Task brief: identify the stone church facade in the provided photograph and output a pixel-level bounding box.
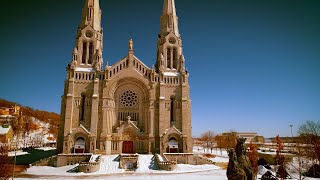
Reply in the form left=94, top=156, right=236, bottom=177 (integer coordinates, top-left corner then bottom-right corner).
left=57, top=0, right=192, bottom=155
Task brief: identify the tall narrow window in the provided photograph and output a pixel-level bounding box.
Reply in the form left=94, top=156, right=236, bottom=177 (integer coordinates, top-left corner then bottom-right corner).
left=173, top=48, right=177, bottom=69
left=82, top=42, right=87, bottom=64
left=88, top=8, right=92, bottom=21
left=80, top=95, right=85, bottom=121
left=88, top=43, right=94, bottom=64
left=167, top=48, right=171, bottom=68
left=170, top=98, right=174, bottom=122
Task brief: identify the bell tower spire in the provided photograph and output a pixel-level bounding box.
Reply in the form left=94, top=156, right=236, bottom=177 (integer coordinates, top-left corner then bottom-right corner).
left=80, top=0, right=102, bottom=31
left=156, top=0, right=185, bottom=73
left=160, top=0, right=180, bottom=37
left=70, top=0, right=103, bottom=70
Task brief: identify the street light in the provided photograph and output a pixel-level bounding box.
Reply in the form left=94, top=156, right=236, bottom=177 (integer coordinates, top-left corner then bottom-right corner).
left=290, top=125, right=293, bottom=141
left=290, top=124, right=293, bottom=152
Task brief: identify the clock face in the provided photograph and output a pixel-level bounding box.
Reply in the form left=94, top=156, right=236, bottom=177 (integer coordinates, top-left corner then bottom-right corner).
left=85, top=31, right=93, bottom=38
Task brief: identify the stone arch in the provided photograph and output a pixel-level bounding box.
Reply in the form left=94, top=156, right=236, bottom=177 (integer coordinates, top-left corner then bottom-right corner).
left=166, top=133, right=182, bottom=153
left=106, top=77, right=149, bottom=99
left=106, top=78, right=150, bottom=132
left=73, top=132, right=90, bottom=153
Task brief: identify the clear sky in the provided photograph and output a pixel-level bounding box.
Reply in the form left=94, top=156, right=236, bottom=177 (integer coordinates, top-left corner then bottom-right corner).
left=0, top=0, right=319, bottom=138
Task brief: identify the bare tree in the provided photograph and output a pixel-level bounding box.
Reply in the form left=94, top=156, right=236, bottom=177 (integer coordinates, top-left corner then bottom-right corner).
left=200, top=131, right=215, bottom=153
left=289, top=137, right=309, bottom=180
left=298, top=121, right=320, bottom=136
left=298, top=120, right=320, bottom=163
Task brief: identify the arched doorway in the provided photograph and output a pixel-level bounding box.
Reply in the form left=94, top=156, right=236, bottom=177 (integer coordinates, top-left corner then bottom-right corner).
left=74, top=137, right=86, bottom=153
left=122, top=141, right=134, bottom=154
left=167, top=137, right=179, bottom=153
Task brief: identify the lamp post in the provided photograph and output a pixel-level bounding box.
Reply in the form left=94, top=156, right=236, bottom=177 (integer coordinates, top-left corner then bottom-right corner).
left=290, top=125, right=293, bottom=141
left=290, top=124, right=293, bottom=152
left=12, top=137, right=17, bottom=180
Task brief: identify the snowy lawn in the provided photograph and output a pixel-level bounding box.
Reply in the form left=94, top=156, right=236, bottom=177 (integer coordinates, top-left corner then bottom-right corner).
left=18, top=154, right=225, bottom=179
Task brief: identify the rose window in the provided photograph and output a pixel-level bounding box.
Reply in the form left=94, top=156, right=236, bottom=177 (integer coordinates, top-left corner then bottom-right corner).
left=120, top=90, right=138, bottom=108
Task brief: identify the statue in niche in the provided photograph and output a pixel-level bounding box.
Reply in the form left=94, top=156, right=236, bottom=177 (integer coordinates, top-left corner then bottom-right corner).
left=126, top=116, right=131, bottom=123
left=72, top=59, right=77, bottom=67
left=227, top=138, right=255, bottom=180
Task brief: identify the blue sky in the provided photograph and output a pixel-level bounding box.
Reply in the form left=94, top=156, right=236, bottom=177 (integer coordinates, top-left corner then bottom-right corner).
left=0, top=0, right=319, bottom=138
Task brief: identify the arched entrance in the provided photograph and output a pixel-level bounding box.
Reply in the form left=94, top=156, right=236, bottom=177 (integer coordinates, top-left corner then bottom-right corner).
left=167, top=137, right=179, bottom=153
left=122, top=141, right=134, bottom=154
left=74, top=137, right=86, bottom=153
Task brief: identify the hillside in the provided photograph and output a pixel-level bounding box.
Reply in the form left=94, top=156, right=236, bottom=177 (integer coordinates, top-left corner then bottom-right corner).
left=0, top=98, right=60, bottom=147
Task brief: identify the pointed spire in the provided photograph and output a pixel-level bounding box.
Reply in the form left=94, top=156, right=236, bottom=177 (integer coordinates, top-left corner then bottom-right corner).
left=73, top=47, right=78, bottom=54
left=160, top=0, right=180, bottom=37
left=80, top=0, right=102, bottom=31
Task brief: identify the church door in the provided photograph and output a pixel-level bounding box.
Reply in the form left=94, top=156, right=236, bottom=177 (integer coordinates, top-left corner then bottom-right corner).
left=122, top=141, right=134, bottom=154
left=74, top=137, right=86, bottom=153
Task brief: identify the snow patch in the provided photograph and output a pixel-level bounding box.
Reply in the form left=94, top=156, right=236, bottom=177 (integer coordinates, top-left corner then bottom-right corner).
left=8, top=151, right=29, bottom=157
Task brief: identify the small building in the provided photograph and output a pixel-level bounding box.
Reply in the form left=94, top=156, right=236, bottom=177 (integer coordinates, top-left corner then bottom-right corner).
left=221, top=132, right=265, bottom=144
left=0, top=115, right=16, bottom=126
left=0, top=105, right=21, bottom=116
left=0, top=124, right=13, bottom=143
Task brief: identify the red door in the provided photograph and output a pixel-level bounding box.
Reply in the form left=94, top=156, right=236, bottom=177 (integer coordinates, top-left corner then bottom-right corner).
left=122, top=141, right=134, bottom=154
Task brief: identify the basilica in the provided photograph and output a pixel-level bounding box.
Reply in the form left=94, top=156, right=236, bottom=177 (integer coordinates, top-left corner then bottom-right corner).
left=57, top=0, right=192, bottom=155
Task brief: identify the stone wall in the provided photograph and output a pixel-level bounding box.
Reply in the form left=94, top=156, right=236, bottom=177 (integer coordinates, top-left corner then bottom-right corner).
left=78, top=155, right=101, bottom=173
left=31, top=155, right=57, bottom=167
left=163, top=153, right=216, bottom=165
left=56, top=154, right=92, bottom=167
left=119, top=154, right=139, bottom=169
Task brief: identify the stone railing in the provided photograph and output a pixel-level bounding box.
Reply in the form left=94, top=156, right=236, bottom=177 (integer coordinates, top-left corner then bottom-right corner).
left=78, top=155, right=101, bottom=173
left=195, top=154, right=216, bottom=165
left=162, top=153, right=216, bottom=166
left=155, top=154, right=177, bottom=171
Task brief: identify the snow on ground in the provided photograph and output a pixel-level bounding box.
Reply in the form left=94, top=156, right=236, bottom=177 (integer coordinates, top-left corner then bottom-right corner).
left=35, top=147, right=56, bottom=151
left=17, top=170, right=228, bottom=180
left=18, top=146, right=318, bottom=179
left=193, top=146, right=229, bottom=163
left=8, top=150, right=29, bottom=157
left=19, top=154, right=224, bottom=179
left=98, top=155, right=125, bottom=174
left=135, top=155, right=157, bottom=172
left=89, top=154, right=100, bottom=162
left=209, top=156, right=229, bottom=163
left=193, top=146, right=228, bottom=158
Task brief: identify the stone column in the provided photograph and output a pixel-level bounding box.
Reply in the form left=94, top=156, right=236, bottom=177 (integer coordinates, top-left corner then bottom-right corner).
left=63, top=79, right=75, bottom=137
left=90, top=78, right=99, bottom=137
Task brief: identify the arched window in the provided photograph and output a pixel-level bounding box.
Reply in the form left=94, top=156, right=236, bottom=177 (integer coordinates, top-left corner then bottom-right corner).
left=89, top=7, right=93, bottom=21
left=88, top=43, right=94, bottom=64
left=173, top=48, right=177, bottom=69
left=80, top=95, right=85, bottom=121
left=167, top=48, right=171, bottom=68
left=82, top=42, right=87, bottom=64
left=170, top=97, right=175, bottom=122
